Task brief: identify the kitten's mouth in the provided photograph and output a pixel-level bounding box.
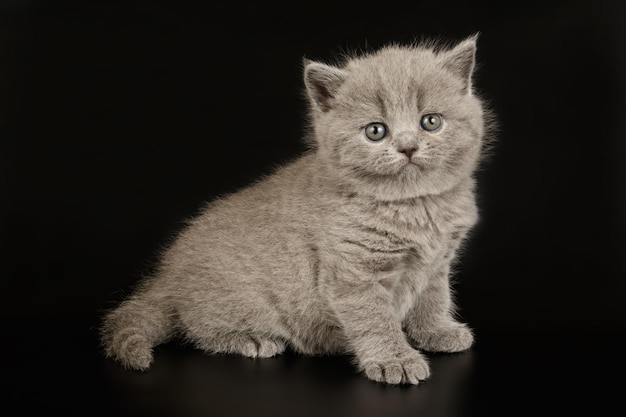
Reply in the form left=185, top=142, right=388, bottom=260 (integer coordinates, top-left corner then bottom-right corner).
left=409, top=155, right=437, bottom=170
left=403, top=158, right=421, bottom=169
left=396, top=160, right=420, bottom=176
left=398, top=157, right=437, bottom=175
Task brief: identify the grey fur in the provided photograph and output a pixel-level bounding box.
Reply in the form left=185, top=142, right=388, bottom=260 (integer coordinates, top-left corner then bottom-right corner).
left=101, top=36, right=491, bottom=385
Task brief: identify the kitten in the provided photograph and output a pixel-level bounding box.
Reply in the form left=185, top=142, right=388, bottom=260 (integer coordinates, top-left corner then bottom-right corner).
left=101, top=36, right=491, bottom=385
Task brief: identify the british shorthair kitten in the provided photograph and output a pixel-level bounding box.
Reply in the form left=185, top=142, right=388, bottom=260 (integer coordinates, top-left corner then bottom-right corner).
left=101, top=36, right=491, bottom=385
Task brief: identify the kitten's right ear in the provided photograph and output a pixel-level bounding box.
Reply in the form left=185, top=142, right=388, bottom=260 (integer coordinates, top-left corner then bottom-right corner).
left=303, top=60, right=348, bottom=113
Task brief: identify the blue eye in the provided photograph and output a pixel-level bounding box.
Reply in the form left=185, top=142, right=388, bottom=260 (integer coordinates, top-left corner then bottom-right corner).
left=420, top=114, right=443, bottom=132
left=364, top=122, right=387, bottom=141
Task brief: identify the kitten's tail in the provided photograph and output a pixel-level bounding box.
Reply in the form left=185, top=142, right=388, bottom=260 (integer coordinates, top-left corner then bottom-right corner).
left=100, top=284, right=175, bottom=371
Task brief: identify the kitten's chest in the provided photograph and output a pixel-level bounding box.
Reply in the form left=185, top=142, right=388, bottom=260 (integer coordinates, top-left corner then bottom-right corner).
left=325, top=187, right=477, bottom=287
left=360, top=194, right=475, bottom=319
left=356, top=193, right=474, bottom=256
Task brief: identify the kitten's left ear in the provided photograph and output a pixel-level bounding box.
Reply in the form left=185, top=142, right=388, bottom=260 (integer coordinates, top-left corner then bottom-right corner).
left=439, top=35, right=478, bottom=94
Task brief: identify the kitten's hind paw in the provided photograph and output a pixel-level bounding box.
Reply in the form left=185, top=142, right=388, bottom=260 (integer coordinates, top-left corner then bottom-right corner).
left=411, top=323, right=474, bottom=353
left=362, top=351, right=430, bottom=385
left=240, top=337, right=286, bottom=358
left=197, top=333, right=286, bottom=358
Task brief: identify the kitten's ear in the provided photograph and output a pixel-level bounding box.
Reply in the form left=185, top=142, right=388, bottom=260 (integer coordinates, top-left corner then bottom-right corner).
left=304, top=60, right=348, bottom=113
left=439, top=35, right=478, bottom=94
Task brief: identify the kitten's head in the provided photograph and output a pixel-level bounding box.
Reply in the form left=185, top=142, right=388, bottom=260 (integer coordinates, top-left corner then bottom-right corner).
left=304, top=36, right=489, bottom=200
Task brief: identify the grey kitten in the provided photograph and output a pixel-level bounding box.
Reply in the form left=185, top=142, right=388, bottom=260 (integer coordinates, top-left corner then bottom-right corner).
left=101, top=36, right=490, bottom=385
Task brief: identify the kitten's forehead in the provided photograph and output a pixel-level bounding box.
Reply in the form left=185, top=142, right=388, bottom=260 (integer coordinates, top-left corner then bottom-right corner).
left=342, top=46, right=460, bottom=106
left=347, top=46, right=436, bottom=76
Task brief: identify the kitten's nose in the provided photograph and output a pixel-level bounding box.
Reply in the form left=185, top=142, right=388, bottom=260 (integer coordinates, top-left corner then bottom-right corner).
left=395, top=131, right=419, bottom=159
left=400, top=147, right=417, bottom=159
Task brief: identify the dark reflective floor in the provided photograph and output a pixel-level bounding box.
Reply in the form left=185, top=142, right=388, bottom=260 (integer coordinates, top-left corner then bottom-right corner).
left=4, top=310, right=623, bottom=417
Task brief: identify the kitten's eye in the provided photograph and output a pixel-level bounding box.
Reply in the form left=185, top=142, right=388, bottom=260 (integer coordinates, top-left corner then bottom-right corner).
left=420, top=114, right=443, bottom=132
left=364, top=122, right=387, bottom=141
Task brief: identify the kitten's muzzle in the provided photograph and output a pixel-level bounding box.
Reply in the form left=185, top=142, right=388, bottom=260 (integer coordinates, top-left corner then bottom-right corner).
left=393, top=131, right=420, bottom=160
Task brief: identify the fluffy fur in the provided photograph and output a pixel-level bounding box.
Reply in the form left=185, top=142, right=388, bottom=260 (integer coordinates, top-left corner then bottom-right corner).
left=101, top=36, right=491, bottom=385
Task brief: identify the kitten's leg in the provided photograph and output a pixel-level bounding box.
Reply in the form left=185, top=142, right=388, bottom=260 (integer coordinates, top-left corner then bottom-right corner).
left=329, top=276, right=430, bottom=385
left=191, top=331, right=286, bottom=358
left=404, top=265, right=474, bottom=353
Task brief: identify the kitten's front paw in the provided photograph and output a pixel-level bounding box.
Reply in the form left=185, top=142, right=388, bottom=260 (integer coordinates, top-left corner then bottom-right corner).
left=411, top=323, right=474, bottom=353
left=362, top=351, right=430, bottom=385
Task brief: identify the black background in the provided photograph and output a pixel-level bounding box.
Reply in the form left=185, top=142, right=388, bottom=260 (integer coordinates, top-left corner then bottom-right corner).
left=2, top=1, right=625, bottom=416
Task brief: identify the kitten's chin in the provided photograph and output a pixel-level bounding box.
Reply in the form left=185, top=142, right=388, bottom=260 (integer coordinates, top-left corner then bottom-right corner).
left=395, top=159, right=435, bottom=180
left=346, top=164, right=465, bottom=201
left=408, top=156, right=439, bottom=171
left=401, top=161, right=422, bottom=172
left=342, top=165, right=423, bottom=200
left=329, top=158, right=462, bottom=200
